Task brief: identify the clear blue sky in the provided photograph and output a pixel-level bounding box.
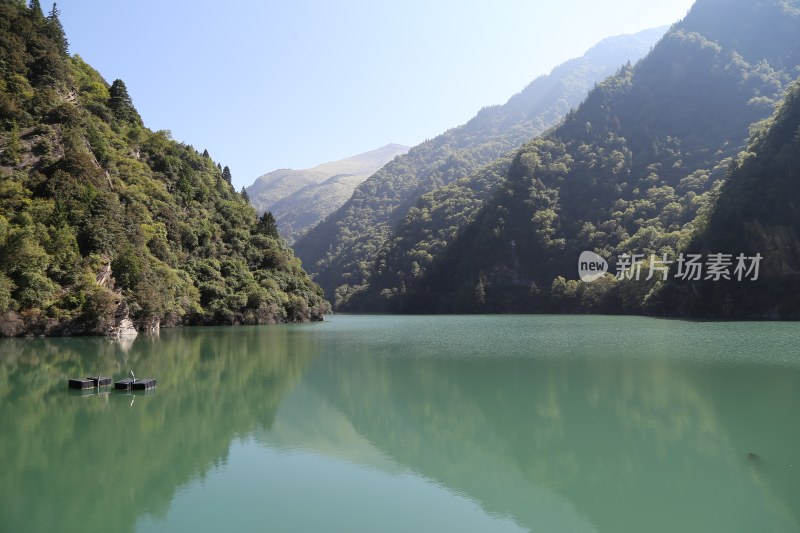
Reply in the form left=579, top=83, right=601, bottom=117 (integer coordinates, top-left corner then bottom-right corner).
left=56, top=0, right=695, bottom=190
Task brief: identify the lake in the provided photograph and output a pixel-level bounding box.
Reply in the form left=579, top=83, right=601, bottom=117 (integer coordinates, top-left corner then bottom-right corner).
left=1, top=315, right=799, bottom=532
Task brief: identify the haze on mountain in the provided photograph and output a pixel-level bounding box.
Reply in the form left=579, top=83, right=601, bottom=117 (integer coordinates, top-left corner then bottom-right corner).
left=391, top=0, right=800, bottom=317
left=292, top=26, right=668, bottom=305
left=246, top=143, right=409, bottom=244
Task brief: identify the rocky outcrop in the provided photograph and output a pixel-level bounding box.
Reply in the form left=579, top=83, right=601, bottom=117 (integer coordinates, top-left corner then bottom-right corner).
left=109, top=300, right=138, bottom=338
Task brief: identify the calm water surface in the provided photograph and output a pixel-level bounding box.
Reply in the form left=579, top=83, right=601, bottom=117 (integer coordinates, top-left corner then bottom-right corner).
left=1, top=315, right=799, bottom=532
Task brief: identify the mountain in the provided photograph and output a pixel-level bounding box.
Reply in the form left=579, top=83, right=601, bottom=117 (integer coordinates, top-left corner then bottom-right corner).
left=398, top=0, right=800, bottom=314
left=293, top=27, right=667, bottom=304
left=657, top=79, right=800, bottom=318
left=0, top=2, right=328, bottom=337
left=246, top=144, right=409, bottom=243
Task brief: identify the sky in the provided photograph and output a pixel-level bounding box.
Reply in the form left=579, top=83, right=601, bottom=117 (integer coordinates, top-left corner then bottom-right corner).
left=56, top=0, right=696, bottom=190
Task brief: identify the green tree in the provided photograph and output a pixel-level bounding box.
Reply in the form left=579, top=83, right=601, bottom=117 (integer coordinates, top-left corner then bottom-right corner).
left=108, top=79, right=142, bottom=124
left=0, top=272, right=14, bottom=312
left=256, top=211, right=279, bottom=239
left=2, top=121, right=22, bottom=165
left=45, top=2, right=68, bottom=54
left=29, top=0, right=44, bottom=19
left=222, top=165, right=232, bottom=183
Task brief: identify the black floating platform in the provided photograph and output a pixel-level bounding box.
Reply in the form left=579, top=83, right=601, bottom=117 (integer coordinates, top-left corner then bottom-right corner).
left=115, top=378, right=156, bottom=391
left=132, top=378, right=156, bottom=390
left=88, top=376, right=112, bottom=387
left=115, top=378, right=134, bottom=390
left=68, top=377, right=111, bottom=389
left=68, top=378, right=94, bottom=389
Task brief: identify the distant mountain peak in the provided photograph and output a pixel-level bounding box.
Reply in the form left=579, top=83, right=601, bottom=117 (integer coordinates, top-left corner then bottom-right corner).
left=245, top=144, right=410, bottom=244
left=581, top=26, right=669, bottom=64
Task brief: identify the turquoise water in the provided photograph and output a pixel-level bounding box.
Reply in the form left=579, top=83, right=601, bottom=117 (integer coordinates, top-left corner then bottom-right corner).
left=1, top=315, right=799, bottom=532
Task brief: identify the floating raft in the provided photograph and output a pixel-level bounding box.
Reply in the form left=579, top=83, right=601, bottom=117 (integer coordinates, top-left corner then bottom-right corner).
left=132, top=378, right=156, bottom=390
left=114, top=377, right=134, bottom=390
left=68, top=376, right=111, bottom=389
left=115, top=377, right=156, bottom=391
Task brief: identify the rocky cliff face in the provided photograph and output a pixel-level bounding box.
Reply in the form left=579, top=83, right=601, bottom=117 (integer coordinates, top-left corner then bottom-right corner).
left=111, top=300, right=138, bottom=338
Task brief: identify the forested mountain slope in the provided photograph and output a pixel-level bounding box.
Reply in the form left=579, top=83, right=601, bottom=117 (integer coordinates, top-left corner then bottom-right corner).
left=0, top=1, right=328, bottom=336
left=400, top=0, right=800, bottom=314
left=293, top=28, right=667, bottom=302
left=657, top=79, right=800, bottom=318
